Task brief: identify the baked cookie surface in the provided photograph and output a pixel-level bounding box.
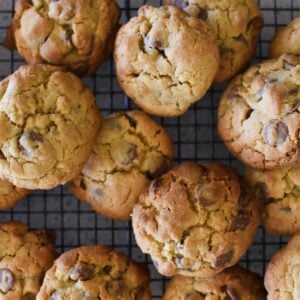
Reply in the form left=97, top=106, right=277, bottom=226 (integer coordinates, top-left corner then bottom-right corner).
left=114, top=5, right=220, bottom=117
left=69, top=110, right=173, bottom=220
left=0, top=222, right=56, bottom=300
left=218, top=54, right=300, bottom=169
left=245, top=165, right=300, bottom=235
left=163, top=265, right=266, bottom=300
left=132, top=162, right=260, bottom=277
left=0, top=64, right=101, bottom=190
left=37, top=245, right=151, bottom=300
left=164, top=0, right=263, bottom=83
left=9, top=0, right=120, bottom=75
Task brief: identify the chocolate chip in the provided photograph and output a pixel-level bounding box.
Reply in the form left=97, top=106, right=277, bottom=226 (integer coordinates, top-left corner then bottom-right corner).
left=224, top=286, right=240, bottom=300
left=281, top=206, right=292, bottom=213
left=266, top=78, right=278, bottom=84
left=287, top=88, right=298, bottom=96
left=245, top=108, right=253, bottom=120
left=135, top=287, right=146, bottom=300
left=230, top=213, right=250, bottom=231
left=153, top=40, right=163, bottom=50
left=263, top=121, right=289, bottom=147
left=227, top=85, right=239, bottom=100
left=233, top=34, right=247, bottom=44
left=103, top=265, right=112, bottom=274
left=94, top=188, right=103, bottom=197
left=213, top=250, right=233, bottom=268
left=197, top=9, right=208, bottom=21
left=69, top=263, right=94, bottom=281
left=184, top=292, right=205, bottom=300
left=80, top=180, right=87, bottom=190
left=0, top=268, right=14, bottom=293
left=24, top=131, right=43, bottom=142
left=122, top=144, right=137, bottom=165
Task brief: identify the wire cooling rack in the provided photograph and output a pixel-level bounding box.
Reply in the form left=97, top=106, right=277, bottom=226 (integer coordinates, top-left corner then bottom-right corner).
left=0, top=0, right=299, bottom=298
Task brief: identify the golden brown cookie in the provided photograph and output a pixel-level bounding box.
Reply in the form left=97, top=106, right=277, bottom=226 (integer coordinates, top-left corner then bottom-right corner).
left=69, top=110, right=173, bottom=220
left=218, top=54, right=300, bottom=170
left=132, top=162, right=260, bottom=277
left=0, top=64, right=101, bottom=190
left=114, top=5, right=220, bottom=117
left=269, top=17, right=300, bottom=58
left=164, top=0, right=263, bottom=84
left=163, top=265, right=266, bottom=300
left=9, top=0, right=120, bottom=75
left=37, top=245, right=151, bottom=300
left=265, top=234, right=300, bottom=299
left=0, top=222, right=56, bottom=299
left=245, top=165, right=300, bottom=235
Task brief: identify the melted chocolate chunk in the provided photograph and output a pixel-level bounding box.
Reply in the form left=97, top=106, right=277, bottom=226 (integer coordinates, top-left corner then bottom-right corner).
left=230, top=213, right=251, bottom=231
left=213, top=250, right=234, bottom=268
left=69, top=263, right=94, bottom=281
left=0, top=268, right=14, bottom=293
left=263, top=121, right=289, bottom=147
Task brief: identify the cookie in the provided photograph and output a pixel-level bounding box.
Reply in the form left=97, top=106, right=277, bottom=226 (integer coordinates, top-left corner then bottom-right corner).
left=132, top=162, right=260, bottom=277
left=245, top=165, right=300, bottom=235
left=269, top=17, right=300, bottom=58
left=0, top=64, right=101, bottom=190
left=69, top=110, right=173, bottom=220
left=0, top=179, right=29, bottom=210
left=0, top=222, right=56, bottom=299
left=164, top=0, right=263, bottom=84
left=37, top=245, right=151, bottom=300
left=265, top=234, right=300, bottom=299
left=218, top=54, right=300, bottom=170
left=9, top=0, right=120, bottom=75
left=163, top=265, right=266, bottom=300
left=114, top=5, right=220, bottom=117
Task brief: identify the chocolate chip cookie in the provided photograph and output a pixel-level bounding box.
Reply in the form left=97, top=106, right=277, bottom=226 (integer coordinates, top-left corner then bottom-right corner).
left=245, top=165, right=300, bottom=235
left=69, top=110, right=173, bottom=220
left=0, top=222, right=56, bottom=299
left=163, top=265, right=266, bottom=300
left=164, top=0, right=263, bottom=84
left=218, top=54, right=300, bottom=170
left=0, top=64, right=101, bottom=190
left=132, top=162, right=260, bottom=277
left=265, top=233, right=300, bottom=299
left=269, top=17, right=300, bottom=58
left=37, top=245, right=151, bottom=300
left=114, top=5, right=220, bottom=117
left=9, top=0, right=120, bottom=75
left=0, top=179, right=29, bottom=210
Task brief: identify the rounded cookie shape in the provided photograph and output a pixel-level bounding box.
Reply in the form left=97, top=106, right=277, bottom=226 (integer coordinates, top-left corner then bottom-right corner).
left=245, top=165, right=300, bottom=235
left=218, top=54, right=300, bottom=170
left=269, top=17, right=300, bottom=58
left=132, top=162, right=260, bottom=277
left=69, top=110, right=173, bottom=220
left=265, top=234, right=300, bottom=299
left=10, top=0, right=120, bottom=75
left=0, top=179, right=29, bottom=210
left=114, top=5, right=220, bottom=117
left=0, top=64, right=101, bottom=190
left=164, top=0, right=263, bottom=84
left=163, top=265, right=266, bottom=300
left=0, top=222, right=56, bottom=299
left=37, top=245, right=151, bottom=300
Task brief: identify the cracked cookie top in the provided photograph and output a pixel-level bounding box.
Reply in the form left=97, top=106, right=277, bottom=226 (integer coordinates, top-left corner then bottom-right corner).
left=163, top=265, right=266, bottom=300
left=0, top=179, right=29, bottom=211
left=132, top=162, right=260, bottom=277
left=245, top=165, right=300, bottom=235
left=0, top=64, right=101, bottom=190
left=0, top=222, right=56, bottom=300
left=269, top=17, right=300, bottom=59
left=69, top=110, right=173, bottom=220
left=37, top=245, right=151, bottom=300
left=114, top=5, right=220, bottom=117
left=265, top=234, right=300, bottom=299
left=164, top=0, right=263, bottom=83
left=10, top=0, right=120, bottom=75
left=218, top=54, right=300, bottom=170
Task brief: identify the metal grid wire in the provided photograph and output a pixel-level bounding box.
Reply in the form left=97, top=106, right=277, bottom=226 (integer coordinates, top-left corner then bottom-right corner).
left=0, top=0, right=299, bottom=298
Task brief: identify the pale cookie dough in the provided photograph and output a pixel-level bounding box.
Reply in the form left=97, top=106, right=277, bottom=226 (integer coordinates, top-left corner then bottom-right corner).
left=9, top=0, right=120, bottom=75
left=0, top=222, right=56, bottom=300
left=163, top=265, right=266, bottom=300
left=245, top=165, right=300, bottom=235
left=37, top=245, right=151, bottom=300
left=114, top=5, right=220, bottom=117
left=265, top=234, right=300, bottom=299
left=0, top=64, right=101, bottom=190
left=164, top=0, right=263, bottom=84
left=218, top=54, right=300, bottom=170
left=69, top=110, right=173, bottom=220
left=269, top=17, right=300, bottom=58
left=132, top=162, right=260, bottom=277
